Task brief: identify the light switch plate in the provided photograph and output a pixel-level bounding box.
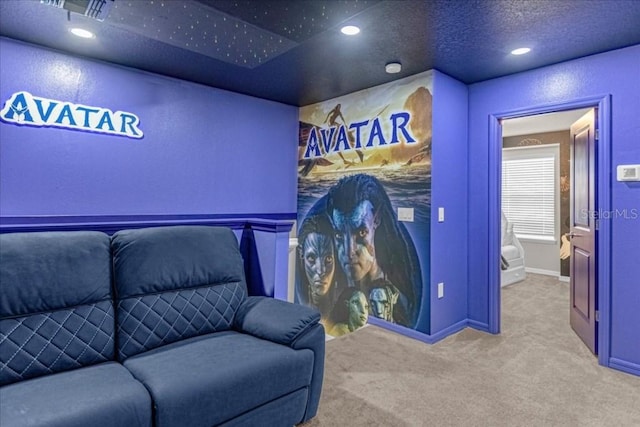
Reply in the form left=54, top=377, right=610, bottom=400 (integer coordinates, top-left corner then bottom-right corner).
left=437, top=282, right=444, bottom=299
left=438, top=207, right=445, bottom=222
left=617, top=165, right=640, bottom=181
left=398, top=207, right=414, bottom=222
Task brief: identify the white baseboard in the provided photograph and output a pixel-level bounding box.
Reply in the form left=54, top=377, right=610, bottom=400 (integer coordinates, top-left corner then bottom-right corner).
left=558, top=276, right=570, bottom=282
left=525, top=267, right=560, bottom=277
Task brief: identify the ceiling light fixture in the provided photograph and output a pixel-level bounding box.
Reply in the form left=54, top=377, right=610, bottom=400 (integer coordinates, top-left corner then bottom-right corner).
left=340, top=25, right=360, bottom=36
left=385, top=62, right=402, bottom=74
left=69, top=28, right=95, bottom=39
left=511, top=47, right=531, bottom=55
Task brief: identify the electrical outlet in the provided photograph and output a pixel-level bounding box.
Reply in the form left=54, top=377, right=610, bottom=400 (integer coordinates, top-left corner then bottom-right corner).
left=437, top=282, right=444, bottom=299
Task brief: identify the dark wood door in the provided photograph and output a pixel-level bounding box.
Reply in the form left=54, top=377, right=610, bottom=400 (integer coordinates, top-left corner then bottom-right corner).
left=569, top=109, right=597, bottom=354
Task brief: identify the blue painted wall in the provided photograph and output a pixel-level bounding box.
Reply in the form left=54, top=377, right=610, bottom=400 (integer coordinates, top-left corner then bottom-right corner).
left=0, top=38, right=298, bottom=217
left=430, top=71, right=469, bottom=335
left=468, top=45, right=640, bottom=369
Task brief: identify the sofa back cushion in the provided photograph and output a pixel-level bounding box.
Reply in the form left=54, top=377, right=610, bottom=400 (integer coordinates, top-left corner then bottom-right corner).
left=0, top=231, right=114, bottom=386
left=111, top=226, right=247, bottom=360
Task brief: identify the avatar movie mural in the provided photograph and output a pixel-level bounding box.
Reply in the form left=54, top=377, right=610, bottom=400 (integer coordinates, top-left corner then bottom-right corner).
left=296, top=71, right=432, bottom=338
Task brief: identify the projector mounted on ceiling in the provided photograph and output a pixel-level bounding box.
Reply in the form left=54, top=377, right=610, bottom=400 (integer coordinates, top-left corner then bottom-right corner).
left=41, top=0, right=114, bottom=21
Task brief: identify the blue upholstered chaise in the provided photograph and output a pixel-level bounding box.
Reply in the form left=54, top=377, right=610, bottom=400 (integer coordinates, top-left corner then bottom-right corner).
left=0, top=226, right=325, bottom=427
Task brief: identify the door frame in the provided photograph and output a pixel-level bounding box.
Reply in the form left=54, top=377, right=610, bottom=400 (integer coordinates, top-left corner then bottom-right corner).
left=487, top=95, right=612, bottom=367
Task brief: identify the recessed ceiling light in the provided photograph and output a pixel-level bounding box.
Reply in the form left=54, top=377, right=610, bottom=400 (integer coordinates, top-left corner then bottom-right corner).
left=340, top=25, right=360, bottom=36
left=69, top=28, right=95, bottom=39
left=511, top=47, right=531, bottom=55
left=385, top=62, right=402, bottom=74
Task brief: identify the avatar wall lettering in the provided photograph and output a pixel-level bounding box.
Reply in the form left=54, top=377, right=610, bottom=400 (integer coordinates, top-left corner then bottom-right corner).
left=0, top=91, right=143, bottom=139
left=297, top=71, right=433, bottom=337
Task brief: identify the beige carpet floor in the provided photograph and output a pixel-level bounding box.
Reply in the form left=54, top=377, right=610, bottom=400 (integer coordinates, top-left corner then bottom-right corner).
left=305, top=274, right=640, bottom=426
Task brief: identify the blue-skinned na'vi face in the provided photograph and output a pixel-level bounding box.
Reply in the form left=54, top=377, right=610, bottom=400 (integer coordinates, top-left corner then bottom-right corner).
left=302, top=232, right=335, bottom=298
left=332, top=200, right=378, bottom=283
left=370, top=287, right=391, bottom=320
left=347, top=290, right=369, bottom=328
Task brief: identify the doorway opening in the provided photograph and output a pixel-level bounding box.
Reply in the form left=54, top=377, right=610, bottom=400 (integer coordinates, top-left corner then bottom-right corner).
left=500, top=108, right=595, bottom=350
left=487, top=96, right=612, bottom=367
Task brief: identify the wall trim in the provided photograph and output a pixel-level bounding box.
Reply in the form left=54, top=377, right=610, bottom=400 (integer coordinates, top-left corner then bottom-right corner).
left=488, top=114, right=502, bottom=334
left=609, top=358, right=640, bottom=377
left=367, top=317, right=436, bottom=344
left=428, top=319, right=469, bottom=343
left=248, top=218, right=295, bottom=233
left=467, top=319, right=490, bottom=332
left=0, top=213, right=296, bottom=234
left=366, top=318, right=476, bottom=345
left=488, top=95, right=613, bottom=368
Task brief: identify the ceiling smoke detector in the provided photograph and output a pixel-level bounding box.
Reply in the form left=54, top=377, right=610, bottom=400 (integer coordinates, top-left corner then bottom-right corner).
left=385, top=62, right=402, bottom=74
left=40, top=0, right=114, bottom=21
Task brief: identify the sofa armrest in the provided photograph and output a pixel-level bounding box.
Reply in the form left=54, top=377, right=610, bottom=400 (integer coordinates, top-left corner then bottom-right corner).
left=235, top=296, right=325, bottom=423
left=234, top=296, right=321, bottom=347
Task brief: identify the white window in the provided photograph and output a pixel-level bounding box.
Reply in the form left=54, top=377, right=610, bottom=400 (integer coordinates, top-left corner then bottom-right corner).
left=502, top=144, right=559, bottom=242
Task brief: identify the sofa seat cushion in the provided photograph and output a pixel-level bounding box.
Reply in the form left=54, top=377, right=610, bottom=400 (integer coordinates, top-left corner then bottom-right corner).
left=0, top=362, right=151, bottom=427
left=123, top=330, right=314, bottom=427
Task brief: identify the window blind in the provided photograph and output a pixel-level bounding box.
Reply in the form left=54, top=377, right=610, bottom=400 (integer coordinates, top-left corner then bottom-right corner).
left=502, top=150, right=556, bottom=239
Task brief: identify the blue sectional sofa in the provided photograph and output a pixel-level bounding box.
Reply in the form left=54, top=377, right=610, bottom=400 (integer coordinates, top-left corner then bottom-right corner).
left=0, top=226, right=325, bottom=427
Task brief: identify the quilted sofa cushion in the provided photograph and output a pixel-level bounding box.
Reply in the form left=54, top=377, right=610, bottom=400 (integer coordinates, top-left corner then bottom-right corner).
left=111, top=226, right=247, bottom=359
left=0, top=362, right=152, bottom=427
left=123, top=331, right=314, bottom=427
left=0, top=231, right=114, bottom=386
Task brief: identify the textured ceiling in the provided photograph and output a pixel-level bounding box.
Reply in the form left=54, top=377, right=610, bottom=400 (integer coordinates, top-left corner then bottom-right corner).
left=198, top=0, right=381, bottom=43
left=108, top=1, right=299, bottom=68
left=1, top=0, right=639, bottom=106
